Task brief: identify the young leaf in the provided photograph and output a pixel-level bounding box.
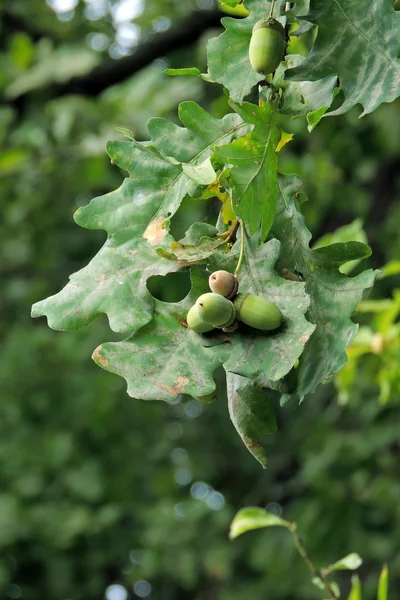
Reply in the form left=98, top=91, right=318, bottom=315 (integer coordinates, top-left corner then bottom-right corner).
left=230, top=507, right=291, bottom=539
left=378, top=565, right=388, bottom=600
left=348, top=575, right=362, bottom=600
left=271, top=175, right=377, bottom=401
left=227, top=373, right=277, bottom=467
left=32, top=103, right=248, bottom=334
left=214, top=101, right=280, bottom=240
left=285, top=0, right=400, bottom=116
left=326, top=553, right=362, bottom=573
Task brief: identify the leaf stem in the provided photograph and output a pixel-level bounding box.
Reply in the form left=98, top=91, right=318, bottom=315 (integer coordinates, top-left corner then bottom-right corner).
left=269, top=0, right=277, bottom=17
left=288, top=524, right=339, bottom=600
left=234, top=220, right=245, bottom=278
left=216, top=219, right=239, bottom=241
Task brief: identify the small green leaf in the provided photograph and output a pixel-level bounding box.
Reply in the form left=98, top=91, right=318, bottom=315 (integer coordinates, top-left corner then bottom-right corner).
left=164, top=68, right=215, bottom=83
left=229, top=507, right=291, bottom=539
left=380, top=260, right=400, bottom=278
left=115, top=127, right=134, bottom=140
left=312, top=577, right=326, bottom=590
left=307, top=106, right=331, bottom=131
left=227, top=373, right=277, bottom=467
left=326, top=553, right=362, bottom=573
left=165, top=67, right=202, bottom=77
left=377, top=565, right=388, bottom=600
left=348, top=575, right=362, bottom=600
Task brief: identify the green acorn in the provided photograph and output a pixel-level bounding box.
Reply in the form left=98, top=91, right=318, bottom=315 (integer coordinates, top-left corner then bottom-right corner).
left=234, top=293, right=283, bottom=331
left=195, top=293, right=236, bottom=328
left=208, top=270, right=238, bottom=298
left=249, top=17, right=285, bottom=75
left=186, top=305, right=215, bottom=334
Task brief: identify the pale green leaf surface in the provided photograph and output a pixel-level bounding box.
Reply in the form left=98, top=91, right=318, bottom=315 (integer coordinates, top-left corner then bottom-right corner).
left=326, top=553, right=362, bottom=573
left=182, top=158, right=216, bottom=185
left=271, top=175, right=377, bottom=400
left=227, top=373, right=277, bottom=467
left=230, top=507, right=291, bottom=539
left=32, top=103, right=247, bottom=333
left=92, top=271, right=232, bottom=402
left=285, top=0, right=400, bottom=116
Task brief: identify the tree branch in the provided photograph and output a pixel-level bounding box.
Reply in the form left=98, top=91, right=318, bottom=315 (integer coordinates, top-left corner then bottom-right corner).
left=13, top=9, right=222, bottom=106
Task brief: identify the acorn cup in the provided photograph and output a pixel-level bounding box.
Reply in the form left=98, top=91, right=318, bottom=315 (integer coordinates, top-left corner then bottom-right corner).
left=186, top=305, right=215, bottom=334
left=248, top=17, right=285, bottom=75
left=208, top=270, right=238, bottom=299
left=195, top=293, right=236, bottom=329
left=234, top=293, right=283, bottom=331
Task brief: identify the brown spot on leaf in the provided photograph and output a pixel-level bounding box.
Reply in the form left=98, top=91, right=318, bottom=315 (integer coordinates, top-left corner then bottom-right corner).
left=300, top=334, right=310, bottom=346
left=243, top=437, right=263, bottom=451
left=143, top=217, right=167, bottom=246
left=96, top=274, right=107, bottom=281
left=92, top=345, right=109, bottom=367
left=155, top=375, right=189, bottom=397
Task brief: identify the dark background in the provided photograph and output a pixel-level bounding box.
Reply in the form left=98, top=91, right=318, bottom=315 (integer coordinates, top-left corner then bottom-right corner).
left=1, top=1, right=400, bottom=599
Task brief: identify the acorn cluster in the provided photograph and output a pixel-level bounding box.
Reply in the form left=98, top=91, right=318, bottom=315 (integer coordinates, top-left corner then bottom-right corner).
left=187, top=270, right=283, bottom=334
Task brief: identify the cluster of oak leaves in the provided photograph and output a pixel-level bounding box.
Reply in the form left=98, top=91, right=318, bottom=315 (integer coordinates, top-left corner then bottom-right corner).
left=31, top=0, right=386, bottom=464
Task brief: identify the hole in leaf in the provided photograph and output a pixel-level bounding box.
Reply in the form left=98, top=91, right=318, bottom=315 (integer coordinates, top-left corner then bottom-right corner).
left=394, top=0, right=400, bottom=10
left=169, top=195, right=221, bottom=241
left=147, top=271, right=191, bottom=302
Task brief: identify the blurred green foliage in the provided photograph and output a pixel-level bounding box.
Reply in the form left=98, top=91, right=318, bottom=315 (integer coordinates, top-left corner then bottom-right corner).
left=1, top=1, right=400, bottom=599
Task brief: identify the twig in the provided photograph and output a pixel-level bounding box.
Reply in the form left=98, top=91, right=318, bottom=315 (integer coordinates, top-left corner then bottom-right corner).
left=269, top=0, right=277, bottom=18
left=216, top=219, right=239, bottom=241
left=234, top=220, right=245, bottom=278
left=288, top=524, right=339, bottom=600
left=9, top=9, right=222, bottom=106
